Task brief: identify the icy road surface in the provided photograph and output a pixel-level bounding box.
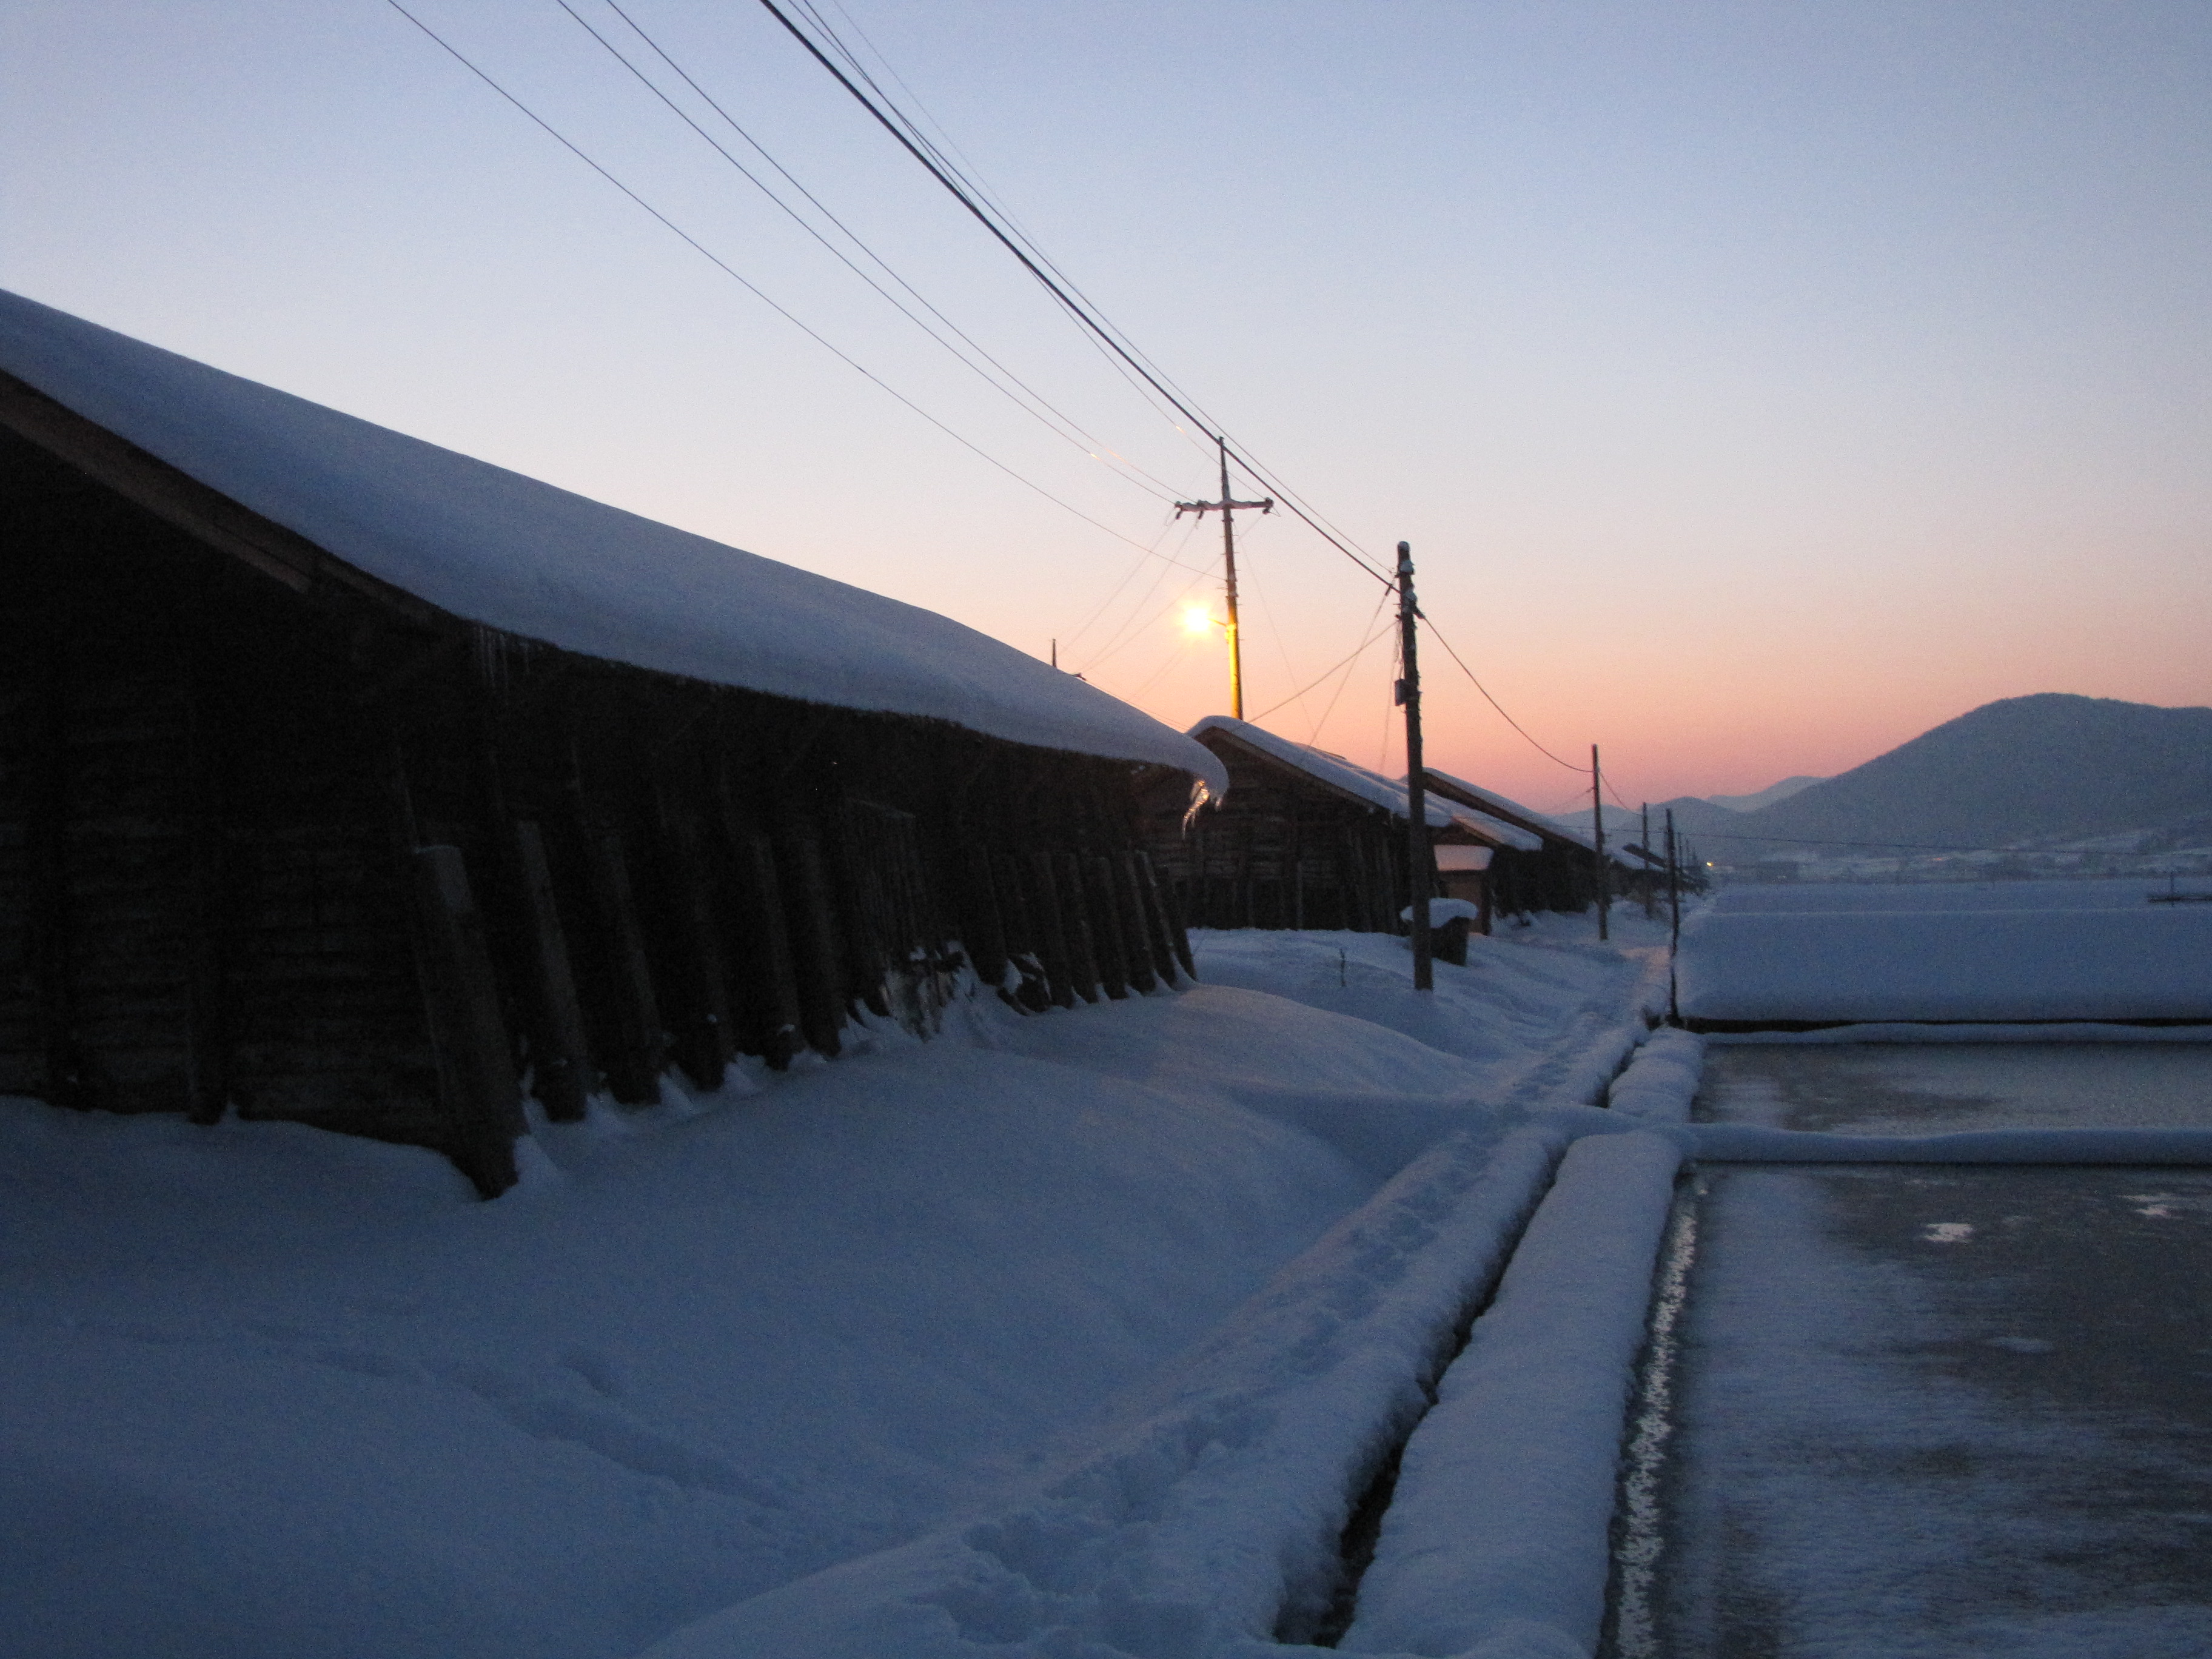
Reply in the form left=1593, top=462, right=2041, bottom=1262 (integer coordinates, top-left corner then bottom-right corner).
left=1651, top=1044, right=2212, bottom=1658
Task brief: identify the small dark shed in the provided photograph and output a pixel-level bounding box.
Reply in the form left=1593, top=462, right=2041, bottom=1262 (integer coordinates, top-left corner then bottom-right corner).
left=1139, top=716, right=1527, bottom=932
left=0, top=292, right=1220, bottom=1194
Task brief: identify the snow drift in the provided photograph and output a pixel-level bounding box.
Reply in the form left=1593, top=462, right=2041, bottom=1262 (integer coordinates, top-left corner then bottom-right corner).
left=1, top=924, right=1665, bottom=1659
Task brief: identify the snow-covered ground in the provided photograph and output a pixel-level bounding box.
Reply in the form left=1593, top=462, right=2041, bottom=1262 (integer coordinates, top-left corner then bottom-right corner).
left=1679, top=881, right=2212, bottom=1024
left=1710, top=877, right=2207, bottom=913
left=1650, top=1041, right=2212, bottom=1657
left=1, top=919, right=1665, bottom=1659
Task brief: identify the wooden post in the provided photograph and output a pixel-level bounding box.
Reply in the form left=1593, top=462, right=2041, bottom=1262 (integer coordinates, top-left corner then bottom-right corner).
left=776, top=820, right=848, bottom=1057
left=183, top=581, right=235, bottom=1125
left=511, top=820, right=593, bottom=1120
left=1145, top=850, right=1197, bottom=980
left=1666, top=807, right=1681, bottom=1023
left=27, top=610, right=87, bottom=1110
left=1396, top=543, right=1433, bottom=991
left=579, top=817, right=666, bottom=1102
left=1131, top=851, right=1182, bottom=987
left=409, top=844, right=524, bottom=1197
left=992, top=850, right=1054, bottom=1011
left=1641, top=802, right=1657, bottom=919
left=1110, top=853, right=1157, bottom=994
left=654, top=807, right=737, bottom=1092
left=1666, top=808, right=1681, bottom=950
left=1084, top=854, right=1131, bottom=1000
left=708, top=763, right=806, bottom=1069
left=1053, top=850, right=1102, bottom=1004
left=1592, top=743, right=1609, bottom=942
left=1024, top=851, right=1079, bottom=1008
left=959, top=845, right=1011, bottom=993
left=728, top=829, right=807, bottom=1067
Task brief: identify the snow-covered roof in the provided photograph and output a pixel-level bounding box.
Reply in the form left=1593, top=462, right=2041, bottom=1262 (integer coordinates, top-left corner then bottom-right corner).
left=1187, top=716, right=1539, bottom=848
left=0, top=290, right=1225, bottom=795
left=1422, top=767, right=1597, bottom=853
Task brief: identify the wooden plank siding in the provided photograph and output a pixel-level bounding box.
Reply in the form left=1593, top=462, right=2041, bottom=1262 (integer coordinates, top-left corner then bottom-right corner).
left=1140, top=731, right=1429, bottom=934
left=1, top=422, right=1181, bottom=1195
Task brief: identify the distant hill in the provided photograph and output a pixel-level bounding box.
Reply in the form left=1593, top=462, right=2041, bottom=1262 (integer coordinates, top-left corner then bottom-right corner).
left=1705, top=775, right=1824, bottom=813
left=1723, top=694, right=2212, bottom=854
left=1556, top=794, right=1744, bottom=846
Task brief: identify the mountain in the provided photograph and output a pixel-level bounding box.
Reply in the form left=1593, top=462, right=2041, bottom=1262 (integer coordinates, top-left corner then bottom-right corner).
left=1726, top=694, right=2212, bottom=854
left=1555, top=794, right=1743, bottom=847
left=1704, top=775, right=1825, bottom=813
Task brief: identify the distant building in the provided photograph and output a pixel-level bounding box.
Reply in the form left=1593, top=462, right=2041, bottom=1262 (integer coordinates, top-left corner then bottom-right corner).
left=1142, top=717, right=1537, bottom=933
left=1419, top=768, right=1618, bottom=917
left=0, top=291, right=1219, bottom=1193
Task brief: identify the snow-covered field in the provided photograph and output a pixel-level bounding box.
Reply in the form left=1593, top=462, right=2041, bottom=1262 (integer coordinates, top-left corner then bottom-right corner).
left=1711, top=877, right=2208, bottom=913
left=1679, top=880, right=2212, bottom=1024
left=1, top=919, right=1666, bottom=1659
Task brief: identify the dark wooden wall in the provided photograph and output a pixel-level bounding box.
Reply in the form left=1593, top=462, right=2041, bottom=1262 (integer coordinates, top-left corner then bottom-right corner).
left=1486, top=844, right=1599, bottom=918
left=1, top=427, right=1189, bottom=1195
left=1140, top=740, right=1424, bottom=933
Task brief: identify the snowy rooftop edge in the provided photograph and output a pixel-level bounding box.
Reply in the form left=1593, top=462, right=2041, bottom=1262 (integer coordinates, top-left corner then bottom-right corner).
left=1187, top=716, right=1538, bottom=846
left=0, top=290, right=1225, bottom=794
left=1422, top=766, right=1595, bottom=851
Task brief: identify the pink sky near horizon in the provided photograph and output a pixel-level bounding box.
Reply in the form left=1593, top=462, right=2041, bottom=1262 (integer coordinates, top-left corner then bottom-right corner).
left=5, top=1, right=2207, bottom=809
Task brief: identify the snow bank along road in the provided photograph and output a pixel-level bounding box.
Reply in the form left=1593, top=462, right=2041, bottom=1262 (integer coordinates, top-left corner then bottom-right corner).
left=4, top=915, right=1684, bottom=1659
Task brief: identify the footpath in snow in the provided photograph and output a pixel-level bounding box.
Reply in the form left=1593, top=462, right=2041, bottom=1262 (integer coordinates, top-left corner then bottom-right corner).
left=1, top=914, right=1671, bottom=1659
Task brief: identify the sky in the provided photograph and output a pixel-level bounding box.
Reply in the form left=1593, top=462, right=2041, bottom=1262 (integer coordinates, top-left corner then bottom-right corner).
left=5, top=1, right=2208, bottom=814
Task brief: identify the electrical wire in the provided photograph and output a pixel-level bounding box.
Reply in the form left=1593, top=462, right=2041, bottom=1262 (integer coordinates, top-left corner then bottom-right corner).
left=1418, top=612, right=1587, bottom=773
left=750, top=0, right=1397, bottom=591
left=381, top=0, right=1183, bottom=563
left=1307, top=591, right=1392, bottom=746
left=1081, top=560, right=1217, bottom=676
left=556, top=0, right=1191, bottom=508
left=1243, top=596, right=1392, bottom=724
left=1059, top=509, right=1202, bottom=657
left=602, top=0, right=1197, bottom=504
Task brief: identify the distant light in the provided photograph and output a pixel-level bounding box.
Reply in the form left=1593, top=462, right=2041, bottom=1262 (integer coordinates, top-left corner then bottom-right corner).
left=1182, top=605, right=1215, bottom=636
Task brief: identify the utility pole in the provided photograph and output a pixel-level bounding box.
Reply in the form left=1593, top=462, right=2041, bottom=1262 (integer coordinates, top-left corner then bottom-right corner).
left=1665, top=807, right=1681, bottom=951
left=1592, top=744, right=1609, bottom=942
left=1175, top=436, right=1272, bottom=719
left=1665, top=806, right=1681, bottom=1022
left=1397, top=542, right=1433, bottom=991
left=1641, top=802, right=1655, bottom=919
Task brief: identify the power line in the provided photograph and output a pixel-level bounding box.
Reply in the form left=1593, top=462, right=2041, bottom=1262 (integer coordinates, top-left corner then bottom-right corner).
left=750, top=0, right=1396, bottom=591
left=557, top=0, right=1191, bottom=508
left=1058, top=509, right=1203, bottom=658
left=1245, top=600, right=1393, bottom=723
left=1308, top=586, right=1395, bottom=746
left=381, top=0, right=1182, bottom=563
left=1419, top=613, right=1586, bottom=771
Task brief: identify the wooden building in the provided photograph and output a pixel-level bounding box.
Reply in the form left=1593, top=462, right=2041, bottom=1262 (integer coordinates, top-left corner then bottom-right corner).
left=1141, top=717, right=1534, bottom=933
left=0, top=292, right=1220, bottom=1195
left=1421, top=768, right=1613, bottom=917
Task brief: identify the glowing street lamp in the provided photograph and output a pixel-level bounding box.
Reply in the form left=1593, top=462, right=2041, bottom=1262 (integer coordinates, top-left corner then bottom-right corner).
left=1181, top=604, right=1220, bottom=638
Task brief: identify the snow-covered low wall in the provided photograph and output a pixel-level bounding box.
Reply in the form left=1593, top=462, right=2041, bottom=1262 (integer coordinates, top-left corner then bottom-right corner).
left=1677, top=906, right=2212, bottom=1025
left=1342, top=1130, right=1684, bottom=1659
left=1688, top=1124, right=2212, bottom=1165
